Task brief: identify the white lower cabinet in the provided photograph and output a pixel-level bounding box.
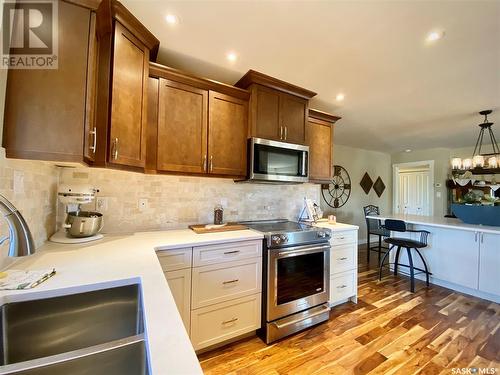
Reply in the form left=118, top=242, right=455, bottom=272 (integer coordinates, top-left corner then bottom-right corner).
left=158, top=239, right=263, bottom=352
left=479, top=232, right=500, bottom=296
left=165, top=268, right=192, bottom=333
left=328, top=228, right=358, bottom=306
left=190, top=294, right=261, bottom=351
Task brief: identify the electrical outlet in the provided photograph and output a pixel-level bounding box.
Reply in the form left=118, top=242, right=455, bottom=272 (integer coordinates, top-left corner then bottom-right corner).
left=436, top=191, right=442, bottom=198
left=96, top=197, right=108, bottom=212
left=138, top=198, right=148, bottom=211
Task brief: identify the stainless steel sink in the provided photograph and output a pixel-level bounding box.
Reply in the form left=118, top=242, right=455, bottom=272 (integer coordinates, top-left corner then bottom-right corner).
left=0, top=284, right=150, bottom=375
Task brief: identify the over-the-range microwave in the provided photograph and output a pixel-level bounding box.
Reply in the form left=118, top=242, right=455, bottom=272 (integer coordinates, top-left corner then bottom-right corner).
left=246, top=137, right=309, bottom=183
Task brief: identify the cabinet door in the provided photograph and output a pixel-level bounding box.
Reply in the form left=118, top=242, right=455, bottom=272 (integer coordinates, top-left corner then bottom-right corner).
left=208, top=91, right=248, bottom=176
left=2, top=1, right=91, bottom=162
left=253, top=85, right=281, bottom=141
left=479, top=233, right=500, bottom=296
left=307, top=118, right=332, bottom=182
left=165, top=268, right=192, bottom=334
left=109, top=21, right=148, bottom=168
left=280, top=92, right=307, bottom=144
left=157, top=79, right=208, bottom=173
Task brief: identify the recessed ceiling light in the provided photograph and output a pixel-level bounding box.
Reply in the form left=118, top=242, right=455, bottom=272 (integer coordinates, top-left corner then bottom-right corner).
left=336, top=93, right=345, bottom=102
left=165, top=14, right=178, bottom=25
left=426, top=30, right=445, bottom=42
left=405, top=149, right=412, bottom=153
left=226, top=52, right=237, bottom=62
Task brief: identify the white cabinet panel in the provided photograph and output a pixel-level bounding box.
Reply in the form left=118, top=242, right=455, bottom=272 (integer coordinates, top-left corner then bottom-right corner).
left=190, top=294, right=261, bottom=351
left=329, top=270, right=356, bottom=304
left=479, top=232, right=500, bottom=296
left=192, top=258, right=262, bottom=309
left=157, top=248, right=192, bottom=272
left=165, top=268, right=191, bottom=333
left=193, top=240, right=262, bottom=267
left=330, top=244, right=356, bottom=274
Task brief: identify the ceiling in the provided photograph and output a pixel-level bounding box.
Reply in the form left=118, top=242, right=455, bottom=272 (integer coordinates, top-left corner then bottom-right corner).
left=122, top=0, right=500, bottom=154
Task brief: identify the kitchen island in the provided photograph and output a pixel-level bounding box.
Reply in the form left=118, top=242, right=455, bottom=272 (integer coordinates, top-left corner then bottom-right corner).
left=366, top=213, right=500, bottom=303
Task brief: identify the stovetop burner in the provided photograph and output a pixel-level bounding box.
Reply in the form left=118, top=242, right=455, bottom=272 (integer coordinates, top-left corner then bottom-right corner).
left=240, top=219, right=331, bottom=248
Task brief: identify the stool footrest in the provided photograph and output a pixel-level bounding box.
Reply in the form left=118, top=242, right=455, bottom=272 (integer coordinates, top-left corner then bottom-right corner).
left=380, top=263, right=432, bottom=276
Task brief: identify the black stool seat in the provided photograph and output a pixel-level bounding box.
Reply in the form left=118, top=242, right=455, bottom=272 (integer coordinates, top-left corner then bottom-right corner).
left=384, top=237, right=426, bottom=249
left=378, top=219, right=431, bottom=293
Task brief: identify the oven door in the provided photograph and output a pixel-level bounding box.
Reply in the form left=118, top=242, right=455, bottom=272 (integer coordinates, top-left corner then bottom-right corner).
left=250, top=138, right=309, bottom=183
left=267, top=243, right=330, bottom=322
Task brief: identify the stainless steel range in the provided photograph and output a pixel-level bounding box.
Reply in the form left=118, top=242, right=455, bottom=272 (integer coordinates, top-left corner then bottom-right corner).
left=241, top=219, right=331, bottom=344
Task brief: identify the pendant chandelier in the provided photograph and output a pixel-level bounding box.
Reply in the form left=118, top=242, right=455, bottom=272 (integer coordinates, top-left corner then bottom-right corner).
left=451, top=110, right=499, bottom=174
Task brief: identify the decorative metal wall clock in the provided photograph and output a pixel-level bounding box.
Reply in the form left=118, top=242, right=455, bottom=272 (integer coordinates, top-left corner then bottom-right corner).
left=321, top=165, right=352, bottom=208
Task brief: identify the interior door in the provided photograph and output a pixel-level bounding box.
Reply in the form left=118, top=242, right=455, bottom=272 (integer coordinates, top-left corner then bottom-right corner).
left=157, top=79, right=208, bottom=173
left=280, top=93, right=307, bottom=144
left=109, top=21, right=148, bottom=168
left=397, top=170, right=430, bottom=215
left=208, top=91, right=248, bottom=176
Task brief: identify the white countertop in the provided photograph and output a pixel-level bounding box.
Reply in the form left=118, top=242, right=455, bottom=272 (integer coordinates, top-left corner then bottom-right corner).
left=314, top=221, right=359, bottom=231
left=366, top=213, right=500, bottom=234
left=0, top=228, right=263, bottom=375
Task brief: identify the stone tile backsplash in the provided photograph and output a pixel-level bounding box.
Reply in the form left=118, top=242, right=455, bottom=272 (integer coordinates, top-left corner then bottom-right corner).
left=0, top=149, right=58, bottom=268
left=59, top=167, right=321, bottom=233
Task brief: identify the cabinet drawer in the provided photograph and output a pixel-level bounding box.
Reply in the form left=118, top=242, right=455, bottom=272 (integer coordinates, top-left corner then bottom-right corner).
left=190, top=294, right=261, bottom=351
left=331, top=230, right=357, bottom=247
left=330, top=244, right=356, bottom=274
left=193, top=240, right=262, bottom=267
left=192, top=258, right=262, bottom=309
left=330, top=270, right=356, bottom=304
left=157, top=248, right=192, bottom=272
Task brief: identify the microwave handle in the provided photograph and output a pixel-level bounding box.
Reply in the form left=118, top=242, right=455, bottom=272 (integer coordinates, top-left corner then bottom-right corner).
left=301, top=151, right=308, bottom=176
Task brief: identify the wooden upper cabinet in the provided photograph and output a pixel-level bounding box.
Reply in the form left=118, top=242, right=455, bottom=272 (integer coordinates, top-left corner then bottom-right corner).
left=157, top=79, right=208, bottom=173
left=280, top=93, right=307, bottom=144
left=253, top=85, right=280, bottom=141
left=208, top=91, right=248, bottom=177
left=2, top=1, right=93, bottom=162
left=94, top=0, right=159, bottom=170
left=108, top=22, right=148, bottom=168
left=307, top=109, right=341, bottom=183
left=235, top=70, right=316, bottom=145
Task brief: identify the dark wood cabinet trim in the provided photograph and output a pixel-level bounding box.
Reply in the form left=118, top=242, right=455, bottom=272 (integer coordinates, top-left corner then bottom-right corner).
left=235, top=70, right=317, bottom=99
left=309, top=108, right=342, bottom=124
left=63, top=0, right=101, bottom=10
left=149, top=63, right=250, bottom=101
left=96, top=0, right=159, bottom=60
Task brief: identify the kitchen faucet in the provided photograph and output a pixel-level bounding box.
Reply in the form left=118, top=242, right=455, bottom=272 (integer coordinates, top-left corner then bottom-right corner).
left=0, top=194, right=36, bottom=256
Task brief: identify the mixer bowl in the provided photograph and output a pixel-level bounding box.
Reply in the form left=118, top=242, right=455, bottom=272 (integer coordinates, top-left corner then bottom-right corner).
left=65, top=211, right=103, bottom=238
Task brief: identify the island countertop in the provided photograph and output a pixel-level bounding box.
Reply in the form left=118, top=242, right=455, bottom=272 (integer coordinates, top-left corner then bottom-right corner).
left=366, top=213, right=500, bottom=234
left=0, top=228, right=264, bottom=375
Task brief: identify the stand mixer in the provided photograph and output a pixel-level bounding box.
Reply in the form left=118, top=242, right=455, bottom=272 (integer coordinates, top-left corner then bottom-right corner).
left=49, top=184, right=104, bottom=244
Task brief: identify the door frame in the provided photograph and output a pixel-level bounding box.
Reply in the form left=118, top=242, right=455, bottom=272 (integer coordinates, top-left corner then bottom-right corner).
left=392, top=160, right=435, bottom=216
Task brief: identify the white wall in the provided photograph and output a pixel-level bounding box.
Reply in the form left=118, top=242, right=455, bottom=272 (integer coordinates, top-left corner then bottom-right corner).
left=320, top=144, right=392, bottom=242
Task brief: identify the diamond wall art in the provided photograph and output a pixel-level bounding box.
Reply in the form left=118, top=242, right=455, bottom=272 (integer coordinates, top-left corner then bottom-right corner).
left=373, top=176, right=386, bottom=197
left=360, top=172, right=373, bottom=195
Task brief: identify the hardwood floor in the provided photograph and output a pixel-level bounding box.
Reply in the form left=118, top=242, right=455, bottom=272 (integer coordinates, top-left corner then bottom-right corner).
left=198, top=245, right=500, bottom=375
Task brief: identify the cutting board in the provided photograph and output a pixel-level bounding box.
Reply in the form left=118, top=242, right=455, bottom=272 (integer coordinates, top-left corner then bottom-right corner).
left=189, top=223, right=248, bottom=234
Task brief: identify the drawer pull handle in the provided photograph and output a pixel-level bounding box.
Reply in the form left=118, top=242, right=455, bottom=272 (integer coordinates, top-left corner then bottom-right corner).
left=222, top=317, right=238, bottom=324
left=224, top=250, right=240, bottom=255
left=223, top=279, right=239, bottom=284
left=338, top=237, right=345, bottom=240
left=338, top=257, right=348, bottom=261
left=338, top=285, right=347, bottom=289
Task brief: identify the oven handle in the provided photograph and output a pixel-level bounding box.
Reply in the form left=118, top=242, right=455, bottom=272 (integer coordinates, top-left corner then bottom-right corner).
left=273, top=304, right=331, bottom=329
left=277, top=244, right=330, bottom=258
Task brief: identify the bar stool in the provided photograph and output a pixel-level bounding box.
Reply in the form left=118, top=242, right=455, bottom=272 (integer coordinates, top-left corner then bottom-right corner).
left=378, top=219, right=431, bottom=293
left=363, top=205, right=390, bottom=265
